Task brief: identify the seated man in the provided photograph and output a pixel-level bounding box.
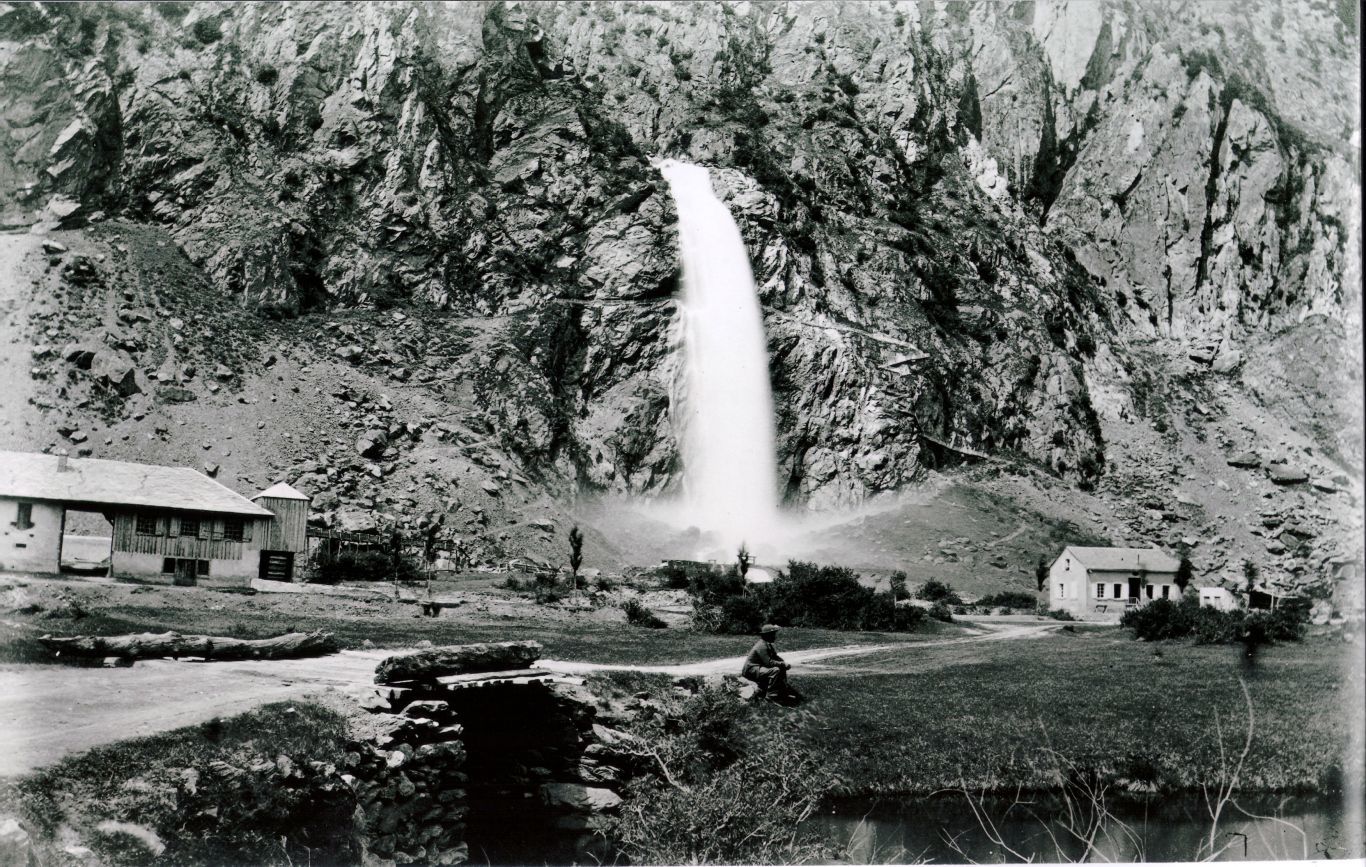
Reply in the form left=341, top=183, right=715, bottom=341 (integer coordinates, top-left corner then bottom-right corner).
left=741, top=624, right=802, bottom=704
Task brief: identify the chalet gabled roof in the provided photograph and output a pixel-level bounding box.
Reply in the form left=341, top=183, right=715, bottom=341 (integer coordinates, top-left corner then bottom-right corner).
left=1060, top=546, right=1180, bottom=573
left=0, top=450, right=273, bottom=517
left=253, top=481, right=311, bottom=501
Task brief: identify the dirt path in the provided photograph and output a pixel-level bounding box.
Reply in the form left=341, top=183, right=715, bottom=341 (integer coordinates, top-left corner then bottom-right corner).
left=537, top=622, right=1059, bottom=675
left=0, top=623, right=1057, bottom=777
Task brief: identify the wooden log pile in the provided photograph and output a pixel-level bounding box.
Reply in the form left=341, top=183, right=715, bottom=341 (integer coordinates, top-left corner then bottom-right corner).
left=39, top=630, right=338, bottom=661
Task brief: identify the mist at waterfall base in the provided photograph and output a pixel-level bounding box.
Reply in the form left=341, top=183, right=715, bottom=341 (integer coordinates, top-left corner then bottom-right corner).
left=654, top=159, right=783, bottom=560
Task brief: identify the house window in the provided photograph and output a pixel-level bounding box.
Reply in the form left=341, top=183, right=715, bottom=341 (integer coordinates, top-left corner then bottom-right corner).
left=1162, top=585, right=1171, bottom=598
left=162, top=557, right=176, bottom=574
left=197, top=559, right=210, bottom=576
left=136, top=514, right=158, bottom=535
left=1097, top=584, right=1106, bottom=599
left=14, top=502, right=33, bottom=530
left=179, top=517, right=199, bottom=537
left=1114, top=583, right=1123, bottom=599
left=1145, top=585, right=1154, bottom=600
left=223, top=518, right=244, bottom=542
left=1057, top=583, right=1065, bottom=598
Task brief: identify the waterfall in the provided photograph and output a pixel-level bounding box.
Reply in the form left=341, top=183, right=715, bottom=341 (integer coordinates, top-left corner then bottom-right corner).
left=659, top=160, right=780, bottom=549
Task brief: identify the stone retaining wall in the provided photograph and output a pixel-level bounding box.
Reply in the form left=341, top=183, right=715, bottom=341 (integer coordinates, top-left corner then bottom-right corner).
left=347, top=643, right=633, bottom=866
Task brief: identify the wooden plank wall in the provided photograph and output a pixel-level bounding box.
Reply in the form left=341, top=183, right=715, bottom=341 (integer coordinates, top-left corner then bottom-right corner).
left=255, top=497, right=308, bottom=552
left=111, top=511, right=268, bottom=560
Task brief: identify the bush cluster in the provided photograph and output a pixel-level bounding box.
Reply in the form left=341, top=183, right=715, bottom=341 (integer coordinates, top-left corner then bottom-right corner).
left=975, top=590, right=1038, bottom=610
left=606, top=685, right=838, bottom=864
left=621, top=599, right=667, bottom=629
left=915, top=579, right=962, bottom=605
left=689, top=561, right=926, bottom=634
left=308, top=548, right=422, bottom=585
left=1120, top=597, right=1310, bottom=645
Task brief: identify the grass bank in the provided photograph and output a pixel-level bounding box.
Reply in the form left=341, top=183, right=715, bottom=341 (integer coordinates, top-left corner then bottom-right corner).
left=794, top=629, right=1358, bottom=795
left=0, top=702, right=356, bottom=865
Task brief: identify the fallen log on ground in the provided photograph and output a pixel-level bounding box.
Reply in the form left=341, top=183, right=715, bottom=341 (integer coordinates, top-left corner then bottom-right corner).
left=39, top=630, right=339, bottom=661
left=375, top=640, right=542, bottom=684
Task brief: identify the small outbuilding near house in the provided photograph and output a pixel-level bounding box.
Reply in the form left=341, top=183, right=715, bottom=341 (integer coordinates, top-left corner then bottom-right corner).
left=1048, top=546, right=1181, bottom=620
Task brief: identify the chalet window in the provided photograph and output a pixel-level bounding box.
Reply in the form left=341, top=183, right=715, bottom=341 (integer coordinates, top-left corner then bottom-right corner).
left=14, top=502, right=33, bottom=530
left=162, top=557, right=176, bottom=574
left=136, top=514, right=158, bottom=535
left=197, top=559, right=210, bottom=576
left=223, top=518, right=244, bottom=542
left=179, top=517, right=199, bottom=538
left=1096, top=584, right=1106, bottom=599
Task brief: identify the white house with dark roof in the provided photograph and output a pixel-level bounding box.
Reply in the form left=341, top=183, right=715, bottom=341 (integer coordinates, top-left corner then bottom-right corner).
left=0, top=450, right=308, bottom=586
left=1049, top=546, right=1181, bottom=620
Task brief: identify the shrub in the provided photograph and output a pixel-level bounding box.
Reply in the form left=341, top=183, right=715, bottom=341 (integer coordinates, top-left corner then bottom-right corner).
left=191, top=16, right=222, bottom=44
left=928, top=601, right=954, bottom=622
left=1121, top=598, right=1195, bottom=640
left=688, top=561, right=926, bottom=634
left=915, top=579, right=962, bottom=605
left=622, top=599, right=667, bottom=629
left=976, top=590, right=1038, bottom=609
left=888, top=570, right=908, bottom=600
left=1121, top=596, right=1310, bottom=646
left=1044, top=607, right=1077, bottom=621
left=309, top=548, right=421, bottom=584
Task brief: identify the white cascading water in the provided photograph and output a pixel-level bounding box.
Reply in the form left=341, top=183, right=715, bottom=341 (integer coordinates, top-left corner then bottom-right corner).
left=659, top=160, right=781, bottom=550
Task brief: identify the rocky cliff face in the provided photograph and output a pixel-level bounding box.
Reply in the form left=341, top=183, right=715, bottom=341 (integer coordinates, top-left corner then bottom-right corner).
left=1, top=0, right=1358, bottom=520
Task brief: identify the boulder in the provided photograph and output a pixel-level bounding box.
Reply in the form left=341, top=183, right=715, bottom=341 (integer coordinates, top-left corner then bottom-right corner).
left=1211, top=350, right=1243, bottom=373
left=1188, top=345, right=1217, bottom=365
left=335, top=507, right=379, bottom=534
left=374, top=641, right=543, bottom=684
left=94, top=821, right=165, bottom=857
left=62, top=342, right=98, bottom=369
left=157, top=385, right=197, bottom=404
left=203, top=462, right=219, bottom=477
left=540, top=783, right=622, bottom=812
left=214, top=364, right=234, bottom=381
left=1266, top=465, right=1308, bottom=485
left=357, top=430, right=388, bottom=458
left=0, top=817, right=38, bottom=867
left=1226, top=451, right=1261, bottom=469
left=41, top=239, right=67, bottom=255
left=336, top=345, right=364, bottom=361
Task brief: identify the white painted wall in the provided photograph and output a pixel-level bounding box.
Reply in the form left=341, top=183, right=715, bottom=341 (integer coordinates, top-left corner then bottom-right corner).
left=115, top=551, right=256, bottom=587
left=1049, top=553, right=1086, bottom=616
left=0, top=498, right=63, bottom=574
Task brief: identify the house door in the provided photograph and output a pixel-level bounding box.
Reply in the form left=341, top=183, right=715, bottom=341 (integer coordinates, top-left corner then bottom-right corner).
left=259, top=551, right=294, bottom=582
left=1128, top=576, right=1141, bottom=601
left=174, top=559, right=197, bottom=587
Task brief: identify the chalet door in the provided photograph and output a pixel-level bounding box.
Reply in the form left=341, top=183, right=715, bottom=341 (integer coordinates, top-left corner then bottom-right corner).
left=259, top=551, right=294, bottom=582
left=174, top=559, right=197, bottom=587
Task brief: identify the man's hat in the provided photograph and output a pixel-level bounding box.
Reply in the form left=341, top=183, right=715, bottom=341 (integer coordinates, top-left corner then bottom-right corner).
left=759, top=624, right=780, bottom=635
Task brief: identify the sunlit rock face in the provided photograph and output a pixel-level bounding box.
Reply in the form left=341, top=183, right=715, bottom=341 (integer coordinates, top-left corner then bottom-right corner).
left=1, top=0, right=1356, bottom=513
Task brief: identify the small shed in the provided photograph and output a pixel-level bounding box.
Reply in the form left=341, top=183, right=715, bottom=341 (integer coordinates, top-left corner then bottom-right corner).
left=251, top=482, right=311, bottom=581
left=1199, top=586, right=1238, bottom=611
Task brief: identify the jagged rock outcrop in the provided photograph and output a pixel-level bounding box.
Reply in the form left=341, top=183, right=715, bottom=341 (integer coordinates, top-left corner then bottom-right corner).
left=0, top=0, right=1356, bottom=514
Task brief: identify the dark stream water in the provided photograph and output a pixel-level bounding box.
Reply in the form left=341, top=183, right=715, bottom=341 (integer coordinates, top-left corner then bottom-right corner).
left=817, top=792, right=1361, bottom=863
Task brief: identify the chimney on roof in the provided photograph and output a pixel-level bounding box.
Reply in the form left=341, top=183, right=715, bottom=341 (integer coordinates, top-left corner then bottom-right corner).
left=57, top=450, right=70, bottom=473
